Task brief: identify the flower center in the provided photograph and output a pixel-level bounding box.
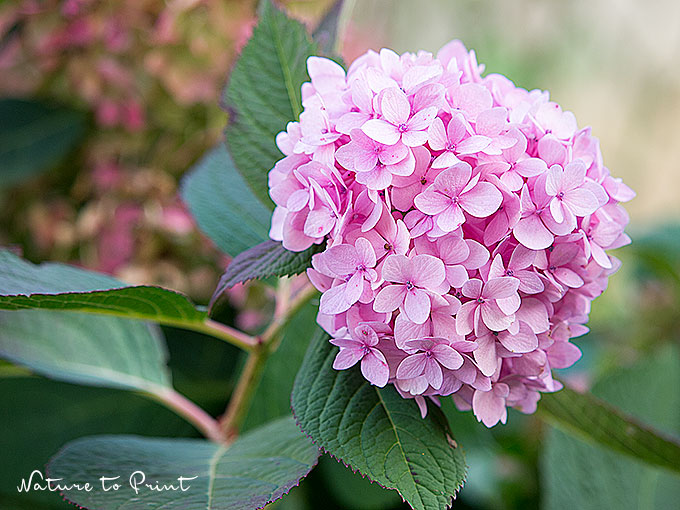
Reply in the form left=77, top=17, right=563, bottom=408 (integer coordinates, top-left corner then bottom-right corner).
left=406, top=281, right=415, bottom=291
left=557, top=191, right=565, bottom=199
left=476, top=297, right=485, bottom=304
left=398, top=123, right=409, bottom=133
left=549, top=264, right=556, bottom=272
left=356, top=264, right=366, bottom=272
left=421, top=176, right=428, bottom=185
left=384, top=242, right=392, bottom=251
left=505, top=269, right=514, bottom=277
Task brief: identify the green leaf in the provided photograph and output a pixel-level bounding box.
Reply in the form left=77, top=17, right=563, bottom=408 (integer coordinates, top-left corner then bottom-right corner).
left=538, top=380, right=680, bottom=474
left=223, top=0, right=317, bottom=208
left=0, top=98, right=86, bottom=187
left=0, top=376, right=196, bottom=510
left=0, top=249, right=210, bottom=327
left=542, top=346, right=680, bottom=509
left=47, top=417, right=320, bottom=510
left=210, top=240, right=323, bottom=309
left=291, top=329, right=467, bottom=510
left=180, top=144, right=271, bottom=257
left=0, top=310, right=170, bottom=391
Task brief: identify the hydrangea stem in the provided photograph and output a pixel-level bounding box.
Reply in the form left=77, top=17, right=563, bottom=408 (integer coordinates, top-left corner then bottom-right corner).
left=219, top=279, right=319, bottom=441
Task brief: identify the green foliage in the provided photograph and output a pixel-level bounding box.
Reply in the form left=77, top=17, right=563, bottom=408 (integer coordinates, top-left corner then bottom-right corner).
left=223, top=0, right=318, bottom=208
left=180, top=144, right=271, bottom=257
left=542, top=347, right=680, bottom=509
left=0, top=376, right=196, bottom=510
left=538, top=380, right=680, bottom=474
left=0, top=309, right=170, bottom=391
left=292, top=329, right=467, bottom=510
left=0, top=98, right=86, bottom=188
left=0, top=249, right=209, bottom=331
left=210, top=240, right=323, bottom=309
left=48, top=417, right=320, bottom=510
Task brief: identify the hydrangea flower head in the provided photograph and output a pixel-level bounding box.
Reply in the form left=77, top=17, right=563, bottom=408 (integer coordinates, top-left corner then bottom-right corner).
left=268, top=41, right=634, bottom=427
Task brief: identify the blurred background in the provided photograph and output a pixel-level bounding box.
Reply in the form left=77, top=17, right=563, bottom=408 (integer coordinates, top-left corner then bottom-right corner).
left=1, top=1, right=678, bottom=509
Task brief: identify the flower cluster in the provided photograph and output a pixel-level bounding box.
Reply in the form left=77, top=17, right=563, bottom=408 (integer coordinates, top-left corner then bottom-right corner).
left=268, top=40, right=634, bottom=426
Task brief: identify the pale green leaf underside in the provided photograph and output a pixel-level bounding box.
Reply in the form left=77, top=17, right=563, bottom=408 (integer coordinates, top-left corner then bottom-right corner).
left=0, top=250, right=207, bottom=326
left=47, top=417, right=320, bottom=510
left=538, top=377, right=680, bottom=474
left=180, top=144, right=271, bottom=257
left=542, top=346, right=680, bottom=509
left=0, top=310, right=170, bottom=391
left=223, top=0, right=318, bottom=207
left=292, top=329, right=467, bottom=510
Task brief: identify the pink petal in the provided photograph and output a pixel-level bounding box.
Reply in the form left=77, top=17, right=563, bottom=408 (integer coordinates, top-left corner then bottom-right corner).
left=355, top=237, right=377, bottom=267
left=323, top=244, right=360, bottom=276
left=380, top=87, right=410, bottom=125
left=554, top=267, right=584, bottom=288
left=509, top=244, right=536, bottom=270
left=562, top=160, right=586, bottom=191
left=431, top=151, right=462, bottom=169
left=320, top=284, right=353, bottom=314
left=407, top=106, right=438, bottom=131
left=446, top=264, right=469, bottom=288
left=498, top=322, right=537, bottom=353
left=394, top=314, right=430, bottom=349
left=474, top=335, right=498, bottom=377
left=411, top=254, right=447, bottom=289
left=462, top=278, right=483, bottom=298
left=484, top=277, right=520, bottom=299
left=381, top=254, right=410, bottom=283
left=431, top=344, right=464, bottom=369
left=397, top=353, right=428, bottom=379
left=455, top=300, right=477, bottom=336
left=514, top=158, right=547, bottom=178
left=481, top=301, right=513, bottom=332
left=373, top=284, right=407, bottom=313
left=424, top=358, right=443, bottom=389
left=545, top=165, right=564, bottom=196
left=457, top=135, right=492, bottom=154
left=361, top=350, right=389, bottom=387
left=516, top=270, right=544, bottom=294
left=414, top=189, right=450, bottom=215
left=435, top=164, right=472, bottom=195
left=379, top=142, right=409, bottom=165
left=344, top=271, right=365, bottom=305
left=401, top=129, right=429, bottom=147
left=547, top=341, right=582, bottom=369
left=333, top=347, right=363, bottom=370
left=472, top=388, right=507, bottom=427
left=404, top=288, right=432, bottom=324
left=460, top=181, right=502, bottom=218
left=564, top=188, right=598, bottom=216
left=515, top=298, right=550, bottom=334
left=362, top=119, right=400, bottom=145
left=435, top=204, right=466, bottom=232
left=514, top=215, right=554, bottom=250
left=427, top=117, right=448, bottom=150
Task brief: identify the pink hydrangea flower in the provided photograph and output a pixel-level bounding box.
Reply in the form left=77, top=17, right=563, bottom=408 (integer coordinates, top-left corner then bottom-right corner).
left=268, top=40, right=633, bottom=427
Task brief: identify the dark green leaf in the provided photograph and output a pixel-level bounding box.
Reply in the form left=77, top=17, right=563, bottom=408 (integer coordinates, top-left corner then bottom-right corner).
left=0, top=249, right=208, bottom=326
left=0, top=310, right=170, bottom=391
left=48, top=417, right=320, bottom=510
left=0, top=98, right=86, bottom=187
left=0, top=376, right=196, bottom=510
left=210, top=240, right=323, bottom=310
left=292, top=329, right=467, bottom=510
left=542, top=346, right=680, bottom=509
left=538, top=379, right=680, bottom=474
left=223, top=0, right=317, bottom=207
left=180, top=144, right=271, bottom=256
